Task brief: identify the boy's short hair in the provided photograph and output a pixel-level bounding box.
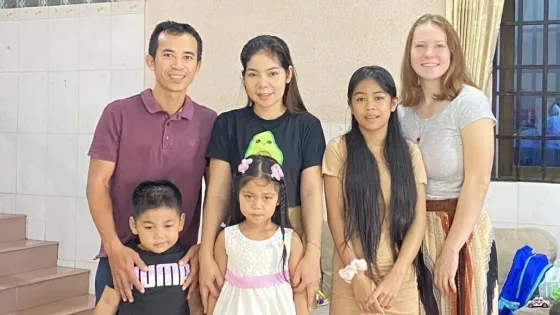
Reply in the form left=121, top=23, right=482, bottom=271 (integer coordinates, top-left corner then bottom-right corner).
left=551, top=302, right=560, bottom=315
left=131, top=180, right=182, bottom=219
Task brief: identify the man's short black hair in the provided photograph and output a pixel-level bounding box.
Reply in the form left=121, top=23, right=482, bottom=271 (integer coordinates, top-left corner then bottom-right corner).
left=148, top=20, right=203, bottom=61
left=131, top=179, right=182, bottom=219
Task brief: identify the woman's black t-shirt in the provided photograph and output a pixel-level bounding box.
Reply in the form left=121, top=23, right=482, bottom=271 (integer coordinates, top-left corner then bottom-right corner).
left=206, top=107, right=326, bottom=207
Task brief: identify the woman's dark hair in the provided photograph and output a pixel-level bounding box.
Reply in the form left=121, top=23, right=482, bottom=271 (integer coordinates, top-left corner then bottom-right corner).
left=343, top=66, right=418, bottom=279
left=226, top=154, right=292, bottom=277
left=131, top=179, right=183, bottom=219
left=240, top=35, right=307, bottom=114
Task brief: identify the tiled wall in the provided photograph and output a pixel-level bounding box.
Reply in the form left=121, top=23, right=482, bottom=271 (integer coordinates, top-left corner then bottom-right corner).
left=0, top=1, right=145, bottom=294
left=484, top=181, right=560, bottom=251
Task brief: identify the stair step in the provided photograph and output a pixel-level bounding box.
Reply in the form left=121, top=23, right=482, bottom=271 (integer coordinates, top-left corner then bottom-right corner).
left=0, top=214, right=26, bottom=243
left=0, top=267, right=90, bottom=315
left=0, top=240, right=58, bottom=276
left=4, top=295, right=95, bottom=315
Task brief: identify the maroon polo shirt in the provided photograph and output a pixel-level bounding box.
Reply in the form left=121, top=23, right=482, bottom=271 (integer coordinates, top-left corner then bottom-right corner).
left=88, top=89, right=217, bottom=257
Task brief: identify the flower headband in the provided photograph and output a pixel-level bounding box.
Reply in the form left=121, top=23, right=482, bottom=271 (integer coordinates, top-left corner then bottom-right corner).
left=237, top=158, right=284, bottom=181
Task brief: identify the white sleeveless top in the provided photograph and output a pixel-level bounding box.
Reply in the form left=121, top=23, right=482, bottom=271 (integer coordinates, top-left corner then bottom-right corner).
left=399, top=85, right=496, bottom=200
left=213, top=224, right=296, bottom=315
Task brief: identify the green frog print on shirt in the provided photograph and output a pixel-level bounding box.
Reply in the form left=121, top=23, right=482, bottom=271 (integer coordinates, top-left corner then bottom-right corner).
left=244, top=131, right=284, bottom=164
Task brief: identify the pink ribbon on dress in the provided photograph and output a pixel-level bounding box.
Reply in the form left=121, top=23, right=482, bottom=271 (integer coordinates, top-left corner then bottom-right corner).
left=225, top=269, right=290, bottom=289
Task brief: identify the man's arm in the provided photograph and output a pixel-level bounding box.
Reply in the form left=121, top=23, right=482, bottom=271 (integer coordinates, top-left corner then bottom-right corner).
left=86, top=158, right=146, bottom=302
left=86, top=158, right=119, bottom=252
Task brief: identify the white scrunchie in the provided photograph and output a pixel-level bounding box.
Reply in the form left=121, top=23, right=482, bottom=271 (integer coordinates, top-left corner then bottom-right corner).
left=338, top=259, right=368, bottom=283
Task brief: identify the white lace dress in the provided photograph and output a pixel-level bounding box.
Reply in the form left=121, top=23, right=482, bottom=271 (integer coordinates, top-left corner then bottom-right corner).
left=213, top=224, right=296, bottom=315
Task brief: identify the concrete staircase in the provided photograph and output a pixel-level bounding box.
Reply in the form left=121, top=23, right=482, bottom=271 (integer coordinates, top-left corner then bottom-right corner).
left=0, top=214, right=95, bottom=314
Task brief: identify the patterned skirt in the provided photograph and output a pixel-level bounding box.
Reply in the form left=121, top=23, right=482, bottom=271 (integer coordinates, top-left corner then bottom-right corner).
left=418, top=199, right=499, bottom=315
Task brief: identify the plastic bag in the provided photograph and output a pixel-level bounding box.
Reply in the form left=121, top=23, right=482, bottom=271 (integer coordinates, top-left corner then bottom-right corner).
left=539, top=259, right=560, bottom=301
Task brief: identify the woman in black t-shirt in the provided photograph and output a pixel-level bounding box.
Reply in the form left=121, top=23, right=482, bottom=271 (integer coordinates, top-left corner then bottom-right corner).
left=199, top=35, right=326, bottom=313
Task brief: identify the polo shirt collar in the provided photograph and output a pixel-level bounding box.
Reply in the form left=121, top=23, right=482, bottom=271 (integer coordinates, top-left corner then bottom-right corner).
left=140, top=89, right=194, bottom=120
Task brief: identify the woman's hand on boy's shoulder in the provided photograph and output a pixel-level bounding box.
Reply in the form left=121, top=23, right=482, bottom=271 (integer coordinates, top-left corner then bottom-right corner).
left=180, top=244, right=200, bottom=298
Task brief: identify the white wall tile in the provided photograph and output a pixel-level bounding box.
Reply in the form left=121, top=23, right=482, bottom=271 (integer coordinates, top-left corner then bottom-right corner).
left=111, top=1, right=145, bottom=15
left=79, top=3, right=111, bottom=17
left=19, top=19, right=49, bottom=72
left=48, top=17, right=79, bottom=71
left=75, top=198, right=101, bottom=262
left=17, top=134, right=47, bottom=194
left=46, top=134, right=78, bottom=196
left=18, top=72, right=48, bottom=133
left=110, top=69, right=143, bottom=101
left=330, top=123, right=349, bottom=139
left=320, top=123, right=330, bottom=143
left=48, top=71, right=79, bottom=133
left=0, top=9, right=19, bottom=22
left=46, top=196, right=76, bottom=260
left=0, top=21, right=19, bottom=72
left=19, top=6, right=49, bottom=20
left=111, top=14, right=144, bottom=70
left=0, top=73, right=18, bottom=132
left=49, top=5, right=79, bottom=19
left=518, top=182, right=560, bottom=226
left=27, top=218, right=46, bottom=240
left=484, top=182, right=519, bottom=224
left=79, top=71, right=110, bottom=134
left=74, top=260, right=99, bottom=295
left=77, top=134, right=93, bottom=198
left=0, top=194, right=16, bottom=214
left=57, top=259, right=75, bottom=268
left=79, top=16, right=111, bottom=70
left=16, top=194, right=46, bottom=221
left=0, top=133, right=17, bottom=194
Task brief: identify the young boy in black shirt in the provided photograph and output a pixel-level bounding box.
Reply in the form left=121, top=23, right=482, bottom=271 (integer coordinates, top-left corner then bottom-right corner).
left=94, top=180, right=190, bottom=315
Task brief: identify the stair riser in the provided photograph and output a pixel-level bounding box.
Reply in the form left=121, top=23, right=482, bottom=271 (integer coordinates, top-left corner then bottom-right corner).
left=2, top=273, right=90, bottom=315
left=0, top=244, right=58, bottom=276
left=0, top=217, right=26, bottom=243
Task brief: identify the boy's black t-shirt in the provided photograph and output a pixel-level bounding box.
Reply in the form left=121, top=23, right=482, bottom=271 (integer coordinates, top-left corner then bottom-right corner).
left=206, top=107, right=326, bottom=207
left=109, top=241, right=190, bottom=315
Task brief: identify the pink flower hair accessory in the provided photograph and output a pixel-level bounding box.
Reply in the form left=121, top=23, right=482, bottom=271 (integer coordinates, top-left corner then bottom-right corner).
left=270, top=164, right=284, bottom=181
left=238, top=158, right=253, bottom=174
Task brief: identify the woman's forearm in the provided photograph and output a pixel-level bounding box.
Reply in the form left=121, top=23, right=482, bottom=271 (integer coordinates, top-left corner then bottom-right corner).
left=445, top=177, right=490, bottom=253
left=301, top=193, right=322, bottom=257
left=300, top=167, right=323, bottom=257
left=199, top=160, right=232, bottom=258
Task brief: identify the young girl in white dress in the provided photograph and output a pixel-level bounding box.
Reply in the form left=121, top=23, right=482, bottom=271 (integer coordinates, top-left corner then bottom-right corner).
left=207, top=154, right=308, bottom=315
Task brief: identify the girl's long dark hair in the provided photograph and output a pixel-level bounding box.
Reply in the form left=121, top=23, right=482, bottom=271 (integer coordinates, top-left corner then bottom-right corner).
left=225, top=154, right=292, bottom=276
left=343, top=66, right=418, bottom=279
left=240, top=35, right=307, bottom=114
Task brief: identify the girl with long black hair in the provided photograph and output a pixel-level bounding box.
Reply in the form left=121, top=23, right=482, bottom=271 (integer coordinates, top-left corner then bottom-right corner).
left=323, top=66, right=427, bottom=314
left=207, top=155, right=307, bottom=315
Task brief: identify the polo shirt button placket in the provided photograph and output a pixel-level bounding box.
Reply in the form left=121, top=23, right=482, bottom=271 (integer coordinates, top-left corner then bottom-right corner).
left=163, top=118, right=171, bottom=150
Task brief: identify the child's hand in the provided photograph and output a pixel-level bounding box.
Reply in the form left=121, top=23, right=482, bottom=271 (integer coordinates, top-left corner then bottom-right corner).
left=368, top=268, right=403, bottom=309
left=352, top=272, right=384, bottom=314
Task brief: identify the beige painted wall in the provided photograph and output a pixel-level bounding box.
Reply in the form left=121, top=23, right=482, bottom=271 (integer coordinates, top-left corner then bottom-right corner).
left=145, top=0, right=445, bottom=123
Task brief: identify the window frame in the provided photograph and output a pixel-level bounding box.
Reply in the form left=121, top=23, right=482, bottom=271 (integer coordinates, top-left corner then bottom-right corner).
left=492, top=0, right=560, bottom=182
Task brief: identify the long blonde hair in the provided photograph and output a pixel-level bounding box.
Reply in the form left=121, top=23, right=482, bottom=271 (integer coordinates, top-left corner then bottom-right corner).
left=400, top=14, right=477, bottom=107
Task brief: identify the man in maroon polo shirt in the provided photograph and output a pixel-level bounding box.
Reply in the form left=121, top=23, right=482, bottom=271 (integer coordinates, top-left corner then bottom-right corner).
left=86, top=21, right=216, bottom=314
